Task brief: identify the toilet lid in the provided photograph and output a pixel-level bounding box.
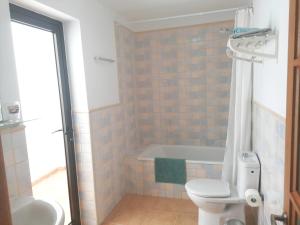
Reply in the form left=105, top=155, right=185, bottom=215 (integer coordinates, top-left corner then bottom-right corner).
left=185, top=179, right=231, bottom=198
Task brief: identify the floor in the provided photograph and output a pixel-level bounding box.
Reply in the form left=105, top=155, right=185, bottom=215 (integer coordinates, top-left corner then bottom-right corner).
left=32, top=168, right=70, bottom=225
left=245, top=206, right=258, bottom=225
left=103, top=194, right=257, bottom=225
left=32, top=173, right=257, bottom=225
left=103, top=194, right=198, bottom=225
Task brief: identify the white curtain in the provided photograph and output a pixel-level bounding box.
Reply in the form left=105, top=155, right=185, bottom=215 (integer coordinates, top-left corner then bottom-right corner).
left=222, top=8, right=253, bottom=185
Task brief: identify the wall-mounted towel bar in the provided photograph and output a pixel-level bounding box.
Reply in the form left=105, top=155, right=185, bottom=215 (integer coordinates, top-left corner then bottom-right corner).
left=94, top=56, right=115, bottom=63
left=227, top=32, right=278, bottom=63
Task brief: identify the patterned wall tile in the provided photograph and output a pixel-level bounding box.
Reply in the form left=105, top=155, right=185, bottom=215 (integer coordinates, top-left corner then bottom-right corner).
left=1, top=127, right=32, bottom=209
left=48, top=21, right=234, bottom=225
left=72, top=112, right=98, bottom=225
left=89, top=105, right=130, bottom=223
left=134, top=21, right=233, bottom=147
left=124, top=156, right=222, bottom=199
left=252, top=102, right=285, bottom=225
left=81, top=21, right=234, bottom=223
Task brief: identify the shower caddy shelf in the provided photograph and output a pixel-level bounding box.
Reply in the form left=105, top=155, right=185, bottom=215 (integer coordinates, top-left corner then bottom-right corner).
left=226, top=32, right=278, bottom=63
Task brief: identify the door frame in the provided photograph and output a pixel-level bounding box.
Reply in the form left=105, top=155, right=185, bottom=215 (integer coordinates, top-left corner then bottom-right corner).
left=9, top=4, right=81, bottom=225
left=0, top=139, right=13, bottom=225
left=285, top=0, right=300, bottom=224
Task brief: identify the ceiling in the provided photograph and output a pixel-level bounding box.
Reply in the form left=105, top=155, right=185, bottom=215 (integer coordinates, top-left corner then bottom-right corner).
left=98, top=0, right=251, bottom=21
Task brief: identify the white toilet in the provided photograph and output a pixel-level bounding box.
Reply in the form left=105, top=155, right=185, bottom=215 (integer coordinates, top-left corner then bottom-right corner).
left=185, top=152, right=260, bottom=225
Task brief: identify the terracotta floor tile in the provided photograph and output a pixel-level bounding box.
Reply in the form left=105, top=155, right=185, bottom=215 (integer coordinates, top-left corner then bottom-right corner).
left=105, top=207, right=146, bottom=225
left=245, top=206, right=258, bottom=225
left=103, top=194, right=198, bottom=225
left=175, top=213, right=198, bottom=225
left=153, top=198, right=179, bottom=212
left=142, top=211, right=177, bottom=225
left=103, top=194, right=257, bottom=225
left=153, top=197, right=197, bottom=213
left=117, top=194, right=159, bottom=211
left=101, top=223, right=118, bottom=225
left=174, top=199, right=198, bottom=214
left=103, top=195, right=158, bottom=224
left=133, top=195, right=159, bottom=210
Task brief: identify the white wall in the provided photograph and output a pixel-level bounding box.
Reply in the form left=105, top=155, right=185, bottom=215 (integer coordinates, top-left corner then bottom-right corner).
left=0, top=1, right=121, bottom=223
left=0, top=0, right=20, bottom=104
left=251, top=1, right=289, bottom=223
left=4, top=0, right=121, bottom=112
left=252, top=0, right=289, bottom=117
left=63, top=20, right=89, bottom=112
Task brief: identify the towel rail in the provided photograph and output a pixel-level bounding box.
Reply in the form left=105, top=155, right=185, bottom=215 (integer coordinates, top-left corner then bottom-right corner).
left=227, top=32, right=278, bottom=63
left=226, top=48, right=263, bottom=64
left=94, top=56, right=115, bottom=63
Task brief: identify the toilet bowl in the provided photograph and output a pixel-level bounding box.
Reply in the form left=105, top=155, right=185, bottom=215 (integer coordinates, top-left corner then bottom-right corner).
left=186, top=179, right=245, bottom=225
left=185, top=152, right=260, bottom=225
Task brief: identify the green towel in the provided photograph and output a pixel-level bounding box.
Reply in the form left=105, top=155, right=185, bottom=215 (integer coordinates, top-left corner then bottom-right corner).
left=155, top=158, right=186, bottom=185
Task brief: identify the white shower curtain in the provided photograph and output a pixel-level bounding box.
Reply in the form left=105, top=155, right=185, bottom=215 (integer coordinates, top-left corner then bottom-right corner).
left=222, top=8, right=253, bottom=185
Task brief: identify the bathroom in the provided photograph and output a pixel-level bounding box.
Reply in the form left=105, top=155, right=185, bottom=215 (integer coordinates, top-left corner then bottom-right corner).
left=0, top=0, right=291, bottom=225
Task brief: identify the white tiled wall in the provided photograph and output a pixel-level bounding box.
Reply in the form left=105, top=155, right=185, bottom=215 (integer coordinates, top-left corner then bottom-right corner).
left=252, top=102, right=285, bottom=225
left=1, top=127, right=32, bottom=208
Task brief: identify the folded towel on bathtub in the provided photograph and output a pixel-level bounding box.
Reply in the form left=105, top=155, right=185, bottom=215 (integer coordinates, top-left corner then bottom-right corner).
left=155, top=158, right=186, bottom=185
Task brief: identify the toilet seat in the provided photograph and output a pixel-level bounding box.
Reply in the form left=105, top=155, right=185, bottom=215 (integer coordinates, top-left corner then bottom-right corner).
left=185, top=178, right=245, bottom=204
left=185, top=178, right=231, bottom=198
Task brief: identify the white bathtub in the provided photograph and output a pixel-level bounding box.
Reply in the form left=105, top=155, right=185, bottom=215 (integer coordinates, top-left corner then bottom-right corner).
left=124, top=145, right=225, bottom=199
left=138, top=144, right=225, bottom=164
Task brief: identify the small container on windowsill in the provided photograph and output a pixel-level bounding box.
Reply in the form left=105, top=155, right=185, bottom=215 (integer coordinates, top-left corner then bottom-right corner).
left=2, top=101, right=21, bottom=122
left=0, top=101, right=24, bottom=132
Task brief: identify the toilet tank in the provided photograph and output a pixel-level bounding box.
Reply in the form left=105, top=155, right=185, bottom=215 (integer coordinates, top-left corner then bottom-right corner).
left=236, top=152, right=260, bottom=197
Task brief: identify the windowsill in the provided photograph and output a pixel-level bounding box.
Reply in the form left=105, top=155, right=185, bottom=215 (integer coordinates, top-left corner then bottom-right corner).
left=0, top=121, right=25, bottom=133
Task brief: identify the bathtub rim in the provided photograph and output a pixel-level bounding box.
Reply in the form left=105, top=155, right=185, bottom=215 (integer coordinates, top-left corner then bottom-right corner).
left=137, top=144, right=225, bottom=165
